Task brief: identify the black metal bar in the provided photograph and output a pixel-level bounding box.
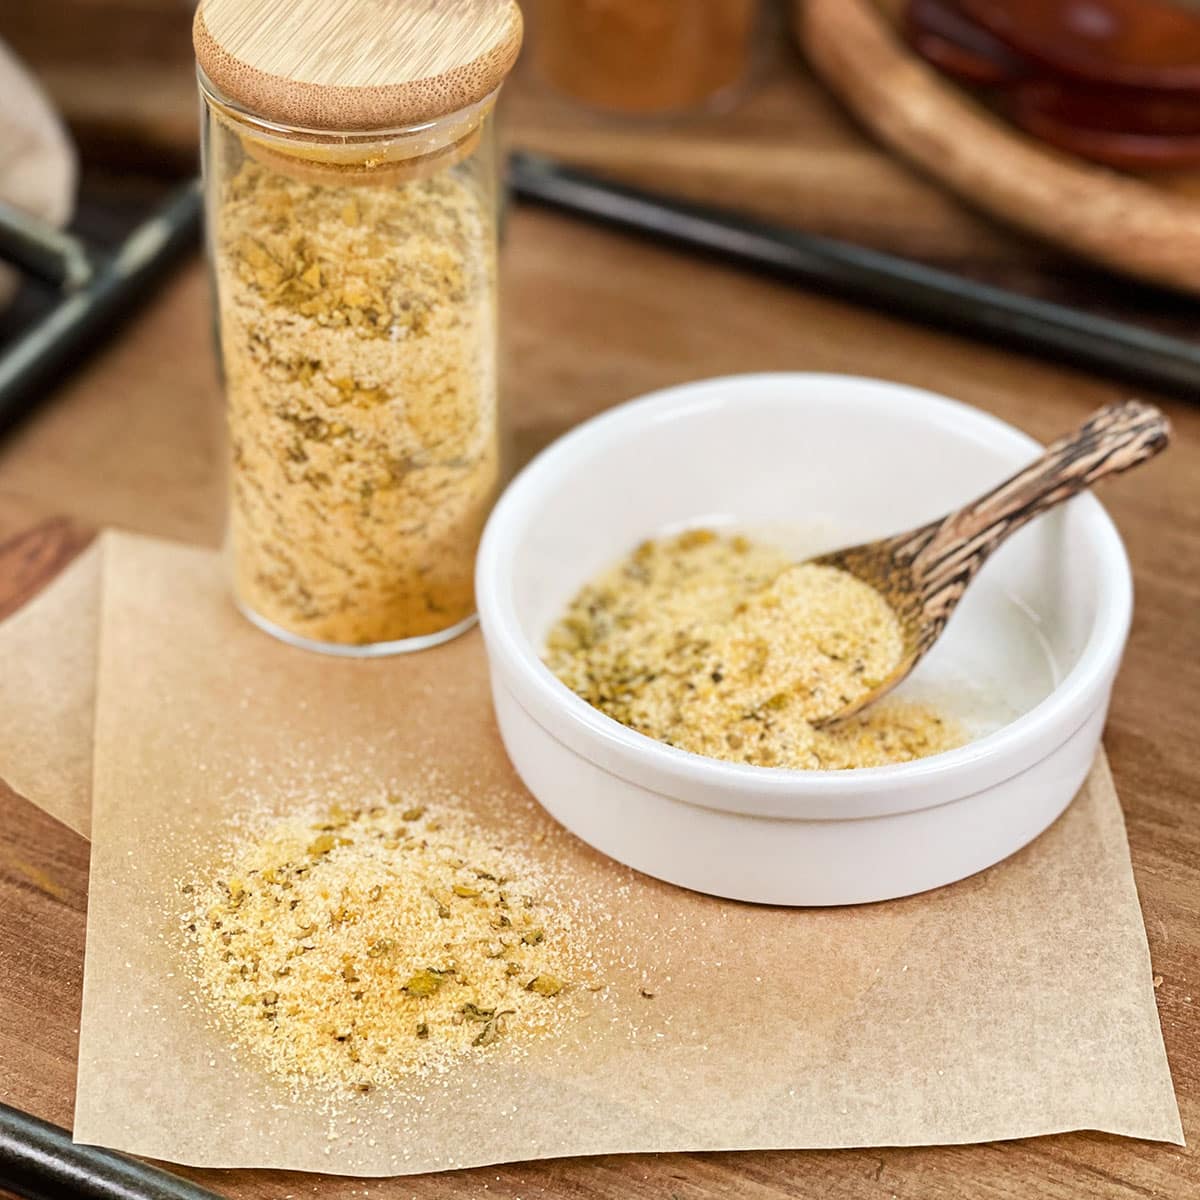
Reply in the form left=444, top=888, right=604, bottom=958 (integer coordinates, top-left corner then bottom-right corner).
left=508, top=152, right=1200, bottom=398
left=0, top=180, right=203, bottom=437
left=0, top=1103, right=224, bottom=1200
left=0, top=201, right=94, bottom=291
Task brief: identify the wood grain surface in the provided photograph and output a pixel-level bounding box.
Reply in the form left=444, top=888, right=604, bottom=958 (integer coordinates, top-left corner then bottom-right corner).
left=1, top=12, right=1199, bottom=1200
left=2, top=208, right=1198, bottom=1200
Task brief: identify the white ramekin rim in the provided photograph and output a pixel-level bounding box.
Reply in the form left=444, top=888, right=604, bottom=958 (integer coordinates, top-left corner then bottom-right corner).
left=476, top=373, right=1133, bottom=821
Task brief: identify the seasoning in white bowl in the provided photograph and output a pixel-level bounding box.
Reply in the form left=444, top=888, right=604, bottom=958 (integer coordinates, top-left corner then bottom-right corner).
left=546, top=529, right=964, bottom=769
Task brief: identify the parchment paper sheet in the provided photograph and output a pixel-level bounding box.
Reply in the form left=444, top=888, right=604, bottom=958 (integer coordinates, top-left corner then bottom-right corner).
left=2, top=531, right=1182, bottom=1172
left=0, top=536, right=102, bottom=837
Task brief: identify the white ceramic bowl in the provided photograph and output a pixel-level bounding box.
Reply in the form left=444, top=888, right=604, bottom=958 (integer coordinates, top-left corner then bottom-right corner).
left=476, top=374, right=1132, bottom=905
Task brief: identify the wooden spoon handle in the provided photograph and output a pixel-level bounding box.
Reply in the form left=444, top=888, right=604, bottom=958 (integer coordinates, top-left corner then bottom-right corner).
left=905, top=399, right=1169, bottom=614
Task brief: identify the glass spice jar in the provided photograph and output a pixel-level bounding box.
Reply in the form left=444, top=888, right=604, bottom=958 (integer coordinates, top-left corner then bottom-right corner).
left=192, top=0, right=522, bottom=655
left=532, top=0, right=760, bottom=117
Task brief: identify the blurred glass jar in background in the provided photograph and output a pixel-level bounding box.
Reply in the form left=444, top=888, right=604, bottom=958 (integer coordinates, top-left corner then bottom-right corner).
left=532, top=0, right=762, bottom=117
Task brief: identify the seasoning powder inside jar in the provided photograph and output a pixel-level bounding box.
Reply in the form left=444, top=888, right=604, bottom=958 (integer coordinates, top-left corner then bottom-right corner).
left=194, top=0, right=523, bottom=653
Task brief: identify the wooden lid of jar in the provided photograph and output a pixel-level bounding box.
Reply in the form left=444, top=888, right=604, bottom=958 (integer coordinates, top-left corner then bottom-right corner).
left=194, top=0, right=523, bottom=132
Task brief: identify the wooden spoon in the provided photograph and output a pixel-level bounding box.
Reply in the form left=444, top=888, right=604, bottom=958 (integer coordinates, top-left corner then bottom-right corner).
left=809, top=399, right=1169, bottom=725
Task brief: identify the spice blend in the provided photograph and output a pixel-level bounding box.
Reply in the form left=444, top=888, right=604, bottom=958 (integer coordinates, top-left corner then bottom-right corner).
left=213, top=149, right=499, bottom=647
left=185, top=793, right=592, bottom=1092
left=547, top=530, right=965, bottom=769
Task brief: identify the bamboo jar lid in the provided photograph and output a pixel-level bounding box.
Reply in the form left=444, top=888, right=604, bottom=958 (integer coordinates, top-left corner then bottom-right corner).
left=194, top=0, right=524, bottom=132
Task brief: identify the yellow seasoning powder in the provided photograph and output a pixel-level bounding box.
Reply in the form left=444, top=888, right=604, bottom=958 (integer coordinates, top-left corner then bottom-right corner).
left=183, top=796, right=590, bottom=1093
left=546, top=530, right=965, bottom=770
left=214, top=157, right=499, bottom=646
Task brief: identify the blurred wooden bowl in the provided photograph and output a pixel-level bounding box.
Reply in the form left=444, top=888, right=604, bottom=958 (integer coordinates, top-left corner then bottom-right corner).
left=798, top=0, right=1200, bottom=295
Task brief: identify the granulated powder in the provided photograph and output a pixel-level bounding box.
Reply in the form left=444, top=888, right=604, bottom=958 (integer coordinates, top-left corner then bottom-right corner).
left=214, top=156, right=498, bottom=646
left=546, top=530, right=965, bottom=769
left=184, top=793, right=593, bottom=1093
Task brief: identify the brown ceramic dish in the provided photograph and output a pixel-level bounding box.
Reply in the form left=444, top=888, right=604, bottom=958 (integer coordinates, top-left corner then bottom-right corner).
left=960, top=0, right=1200, bottom=93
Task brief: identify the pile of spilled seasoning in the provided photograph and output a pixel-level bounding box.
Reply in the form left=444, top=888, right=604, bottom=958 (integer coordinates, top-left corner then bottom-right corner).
left=183, top=793, right=598, bottom=1094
